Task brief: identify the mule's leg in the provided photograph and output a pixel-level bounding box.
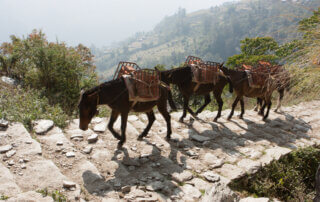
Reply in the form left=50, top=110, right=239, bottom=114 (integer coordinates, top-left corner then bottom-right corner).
left=168, top=91, right=177, bottom=112
left=138, top=111, right=155, bottom=140
left=158, top=102, right=172, bottom=141
left=274, top=89, right=284, bottom=112
left=195, top=94, right=211, bottom=115
left=263, top=100, right=272, bottom=120
left=180, top=95, right=189, bottom=122
left=213, top=91, right=223, bottom=122
left=108, top=110, right=121, bottom=140
left=118, top=112, right=128, bottom=149
left=254, top=98, right=262, bottom=112
left=258, top=99, right=266, bottom=116
left=228, top=96, right=240, bottom=120
left=239, top=98, right=245, bottom=119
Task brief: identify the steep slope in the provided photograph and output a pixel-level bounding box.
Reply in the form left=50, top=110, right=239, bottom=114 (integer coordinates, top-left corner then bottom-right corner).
left=95, top=0, right=320, bottom=80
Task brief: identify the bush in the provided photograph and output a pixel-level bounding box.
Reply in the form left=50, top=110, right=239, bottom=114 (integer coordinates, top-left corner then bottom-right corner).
left=230, top=146, right=320, bottom=201
left=0, top=84, right=69, bottom=130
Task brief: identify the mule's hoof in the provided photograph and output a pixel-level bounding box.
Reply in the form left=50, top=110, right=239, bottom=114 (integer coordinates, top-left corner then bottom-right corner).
left=213, top=118, right=218, bottom=122
left=179, top=118, right=184, bottom=123
left=137, top=136, right=143, bottom=141
left=227, top=116, right=232, bottom=121
left=263, top=117, right=268, bottom=121
left=165, top=136, right=171, bottom=141
left=238, top=116, right=243, bottom=119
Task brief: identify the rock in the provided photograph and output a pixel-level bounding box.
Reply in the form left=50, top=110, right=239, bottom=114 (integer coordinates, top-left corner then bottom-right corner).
left=190, top=134, right=211, bottom=143
left=1, top=76, right=17, bottom=85
left=56, top=141, right=63, bottom=146
left=66, top=152, right=75, bottom=158
left=202, top=171, right=221, bottom=182
left=128, top=115, right=139, bottom=122
left=237, top=159, right=261, bottom=174
left=121, top=185, right=131, bottom=193
left=0, top=119, right=9, bottom=128
left=6, top=150, right=16, bottom=158
left=218, top=164, right=245, bottom=180
left=70, top=134, right=83, bottom=140
left=172, top=170, right=193, bottom=183
left=83, top=146, right=93, bottom=154
left=93, top=122, right=107, bottom=132
left=123, top=157, right=141, bottom=167
left=33, top=120, right=54, bottom=134
left=202, top=182, right=240, bottom=202
left=63, top=180, right=77, bottom=189
left=6, top=191, right=53, bottom=202
left=190, top=178, right=211, bottom=190
left=171, top=133, right=183, bottom=142
left=0, top=144, right=12, bottom=153
left=21, top=164, right=27, bottom=169
left=88, top=133, right=98, bottom=143
left=203, top=153, right=224, bottom=168
left=8, top=160, right=15, bottom=166
left=146, top=181, right=164, bottom=191
left=181, top=184, right=202, bottom=199
left=240, top=197, right=270, bottom=202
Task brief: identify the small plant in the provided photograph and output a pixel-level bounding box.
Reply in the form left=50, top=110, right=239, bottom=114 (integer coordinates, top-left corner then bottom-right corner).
left=0, top=195, right=9, bottom=200
left=200, top=189, right=206, bottom=196
left=37, top=188, right=66, bottom=202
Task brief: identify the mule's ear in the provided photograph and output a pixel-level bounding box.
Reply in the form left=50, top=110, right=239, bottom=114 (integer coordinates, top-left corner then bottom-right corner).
left=155, top=66, right=159, bottom=71
left=220, top=62, right=225, bottom=67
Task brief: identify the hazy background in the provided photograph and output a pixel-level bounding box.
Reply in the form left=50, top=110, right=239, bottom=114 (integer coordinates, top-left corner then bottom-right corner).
left=0, top=0, right=236, bottom=47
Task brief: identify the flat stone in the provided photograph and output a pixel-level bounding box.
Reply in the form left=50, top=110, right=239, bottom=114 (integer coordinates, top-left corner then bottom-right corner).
left=0, top=119, right=9, bottom=128
left=0, top=144, right=12, bottom=153
left=33, top=120, right=54, bottom=134
left=6, top=191, right=53, bottom=202
left=202, top=182, right=240, bottom=202
left=240, top=197, right=270, bottom=202
left=1, top=76, right=17, bottom=85
left=172, top=170, right=193, bottom=183
left=189, top=178, right=211, bottom=190
left=237, top=159, right=261, bottom=174
left=93, top=122, right=107, bottom=132
left=63, top=180, right=76, bottom=189
left=181, top=184, right=201, bottom=199
left=171, top=133, right=183, bottom=141
left=146, top=181, right=164, bottom=191
left=190, top=134, right=211, bottom=143
left=8, top=160, right=15, bottom=166
left=6, top=150, right=16, bottom=158
left=203, top=153, right=224, bottom=168
left=87, top=133, right=98, bottom=143
left=83, top=145, right=93, bottom=154
left=70, top=134, right=83, bottom=139
left=202, top=171, right=221, bottom=182
left=218, top=164, right=245, bottom=180
left=56, top=141, right=63, bottom=146
left=128, top=115, right=139, bottom=122
left=66, top=152, right=75, bottom=158
left=121, top=185, right=131, bottom=193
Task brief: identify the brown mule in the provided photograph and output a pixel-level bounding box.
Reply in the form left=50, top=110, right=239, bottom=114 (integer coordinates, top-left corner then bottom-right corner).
left=78, top=77, right=174, bottom=148
left=219, top=65, right=277, bottom=120
left=158, top=63, right=233, bottom=122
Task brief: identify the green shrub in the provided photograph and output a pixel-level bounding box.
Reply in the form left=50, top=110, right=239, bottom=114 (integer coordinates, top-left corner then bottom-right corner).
left=0, top=84, right=69, bottom=130
left=230, top=146, right=320, bottom=201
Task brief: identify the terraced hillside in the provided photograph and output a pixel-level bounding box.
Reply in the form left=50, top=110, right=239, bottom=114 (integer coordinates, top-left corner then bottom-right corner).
left=1, top=100, right=320, bottom=201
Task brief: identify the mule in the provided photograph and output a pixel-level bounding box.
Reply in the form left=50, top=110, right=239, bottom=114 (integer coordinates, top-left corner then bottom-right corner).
left=157, top=63, right=233, bottom=122
left=78, top=77, right=174, bottom=148
left=219, top=65, right=277, bottom=120
left=254, top=66, right=290, bottom=113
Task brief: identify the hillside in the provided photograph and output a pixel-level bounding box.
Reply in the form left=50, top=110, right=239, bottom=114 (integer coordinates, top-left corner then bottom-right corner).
left=94, top=0, right=320, bottom=80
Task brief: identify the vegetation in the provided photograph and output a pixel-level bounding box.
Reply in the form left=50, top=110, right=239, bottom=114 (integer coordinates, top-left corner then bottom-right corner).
left=0, top=30, right=98, bottom=129
left=37, top=188, right=66, bottom=202
left=230, top=146, right=320, bottom=201
left=0, top=30, right=98, bottom=114
left=94, top=0, right=320, bottom=80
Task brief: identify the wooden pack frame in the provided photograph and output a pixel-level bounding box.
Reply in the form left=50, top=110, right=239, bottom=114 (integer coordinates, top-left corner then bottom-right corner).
left=185, top=56, right=204, bottom=65
left=113, top=61, right=141, bottom=80
left=123, top=69, right=161, bottom=103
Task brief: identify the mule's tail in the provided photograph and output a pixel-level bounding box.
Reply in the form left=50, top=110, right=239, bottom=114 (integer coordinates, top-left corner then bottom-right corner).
left=227, top=77, right=233, bottom=93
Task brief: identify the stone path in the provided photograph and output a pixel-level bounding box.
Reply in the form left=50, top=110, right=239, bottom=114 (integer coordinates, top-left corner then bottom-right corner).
left=1, top=100, right=320, bottom=201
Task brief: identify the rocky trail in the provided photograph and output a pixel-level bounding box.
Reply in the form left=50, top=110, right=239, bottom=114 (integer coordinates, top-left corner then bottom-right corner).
left=1, top=100, right=320, bottom=202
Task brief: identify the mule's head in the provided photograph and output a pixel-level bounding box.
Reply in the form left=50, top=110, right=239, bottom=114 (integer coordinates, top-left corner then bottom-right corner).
left=78, top=90, right=99, bottom=130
